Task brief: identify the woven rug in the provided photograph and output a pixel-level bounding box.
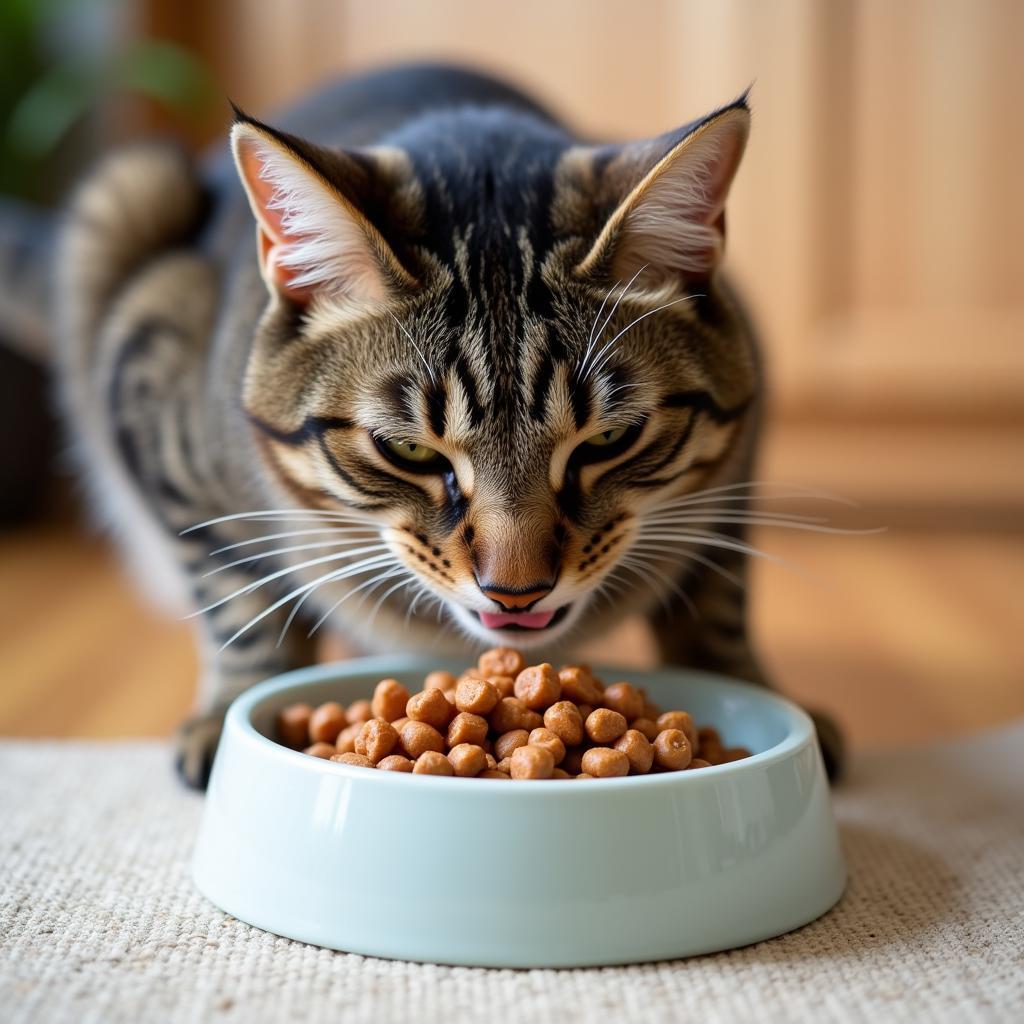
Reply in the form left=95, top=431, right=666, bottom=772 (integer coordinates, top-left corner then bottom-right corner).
left=1, top=724, right=1022, bottom=1024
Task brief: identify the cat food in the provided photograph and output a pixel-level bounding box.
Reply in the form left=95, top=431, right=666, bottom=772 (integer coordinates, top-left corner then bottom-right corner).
left=274, top=648, right=752, bottom=780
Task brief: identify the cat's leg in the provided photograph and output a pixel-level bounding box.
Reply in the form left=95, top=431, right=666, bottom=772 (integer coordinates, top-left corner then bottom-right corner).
left=648, top=529, right=846, bottom=780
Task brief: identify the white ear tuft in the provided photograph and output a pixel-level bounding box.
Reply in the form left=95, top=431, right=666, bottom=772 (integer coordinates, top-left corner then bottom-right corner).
left=579, top=104, right=750, bottom=284
left=231, top=122, right=402, bottom=306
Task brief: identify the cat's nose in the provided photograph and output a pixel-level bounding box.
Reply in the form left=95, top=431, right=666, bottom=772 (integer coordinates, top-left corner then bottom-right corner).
left=478, top=582, right=554, bottom=611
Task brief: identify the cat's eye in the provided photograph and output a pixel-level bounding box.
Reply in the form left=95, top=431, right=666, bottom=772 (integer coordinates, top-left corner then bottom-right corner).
left=374, top=435, right=452, bottom=475
left=583, top=426, right=629, bottom=448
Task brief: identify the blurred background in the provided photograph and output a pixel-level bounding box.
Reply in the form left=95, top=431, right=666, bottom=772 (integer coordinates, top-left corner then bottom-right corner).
left=1, top=0, right=1021, bottom=750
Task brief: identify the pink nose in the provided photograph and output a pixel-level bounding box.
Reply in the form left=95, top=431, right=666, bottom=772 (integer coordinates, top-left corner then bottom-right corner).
left=478, top=583, right=553, bottom=611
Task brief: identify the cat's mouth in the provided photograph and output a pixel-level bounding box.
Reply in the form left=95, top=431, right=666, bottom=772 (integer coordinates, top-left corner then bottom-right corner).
left=472, top=605, right=570, bottom=632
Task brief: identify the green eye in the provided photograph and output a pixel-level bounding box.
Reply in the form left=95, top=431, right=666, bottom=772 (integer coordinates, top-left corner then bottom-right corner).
left=384, top=438, right=441, bottom=464
left=584, top=425, right=629, bottom=447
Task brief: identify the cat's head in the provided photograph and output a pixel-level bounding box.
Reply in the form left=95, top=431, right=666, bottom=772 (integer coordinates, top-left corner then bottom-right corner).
left=230, top=96, right=756, bottom=649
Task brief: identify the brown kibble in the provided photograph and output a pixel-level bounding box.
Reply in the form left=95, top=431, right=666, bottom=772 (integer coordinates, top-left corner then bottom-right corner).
left=722, top=746, right=751, bottom=763
left=391, top=716, right=410, bottom=734
left=413, top=750, right=454, bottom=775
left=601, top=682, right=645, bottom=721
left=653, top=729, right=693, bottom=771
left=399, top=720, right=446, bottom=758
left=495, top=756, right=513, bottom=774
left=697, top=725, right=725, bottom=762
left=614, top=729, right=654, bottom=774
left=406, top=687, right=453, bottom=729
left=658, top=711, right=696, bottom=749
left=585, top=708, right=628, bottom=744
left=494, top=729, right=530, bottom=761
left=447, top=712, right=489, bottom=748
left=277, top=703, right=313, bottom=749
left=303, top=742, right=337, bottom=759
left=330, top=752, right=374, bottom=768
left=543, top=701, right=584, bottom=746
left=551, top=768, right=571, bottom=780
left=528, top=727, right=566, bottom=765
left=334, top=723, right=362, bottom=754
left=557, top=666, right=602, bottom=705
left=514, top=664, right=561, bottom=711
left=478, top=769, right=511, bottom=780
left=345, top=699, right=372, bottom=726
left=488, top=674, right=516, bottom=699
left=510, top=744, right=555, bottom=780
left=377, top=754, right=414, bottom=772
left=576, top=703, right=594, bottom=722
left=576, top=772, right=594, bottom=780
left=478, top=646, right=525, bottom=678
left=358, top=718, right=399, bottom=764
left=371, top=679, right=410, bottom=722
left=308, top=701, right=345, bottom=745
left=687, top=758, right=712, bottom=770
left=484, top=753, right=497, bottom=769
left=581, top=747, right=630, bottom=778
left=423, top=670, right=457, bottom=691
left=560, top=745, right=589, bottom=775
left=448, top=743, right=487, bottom=777
left=455, top=677, right=500, bottom=715
left=631, top=717, right=661, bottom=742
left=490, top=697, right=542, bottom=734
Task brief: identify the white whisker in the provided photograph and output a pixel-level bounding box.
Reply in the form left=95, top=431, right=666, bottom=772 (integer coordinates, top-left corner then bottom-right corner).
left=209, top=526, right=377, bottom=556
left=204, top=535, right=384, bottom=577
left=387, top=309, right=437, bottom=384
left=306, top=564, right=408, bottom=638
left=181, top=507, right=372, bottom=535
left=578, top=265, right=647, bottom=382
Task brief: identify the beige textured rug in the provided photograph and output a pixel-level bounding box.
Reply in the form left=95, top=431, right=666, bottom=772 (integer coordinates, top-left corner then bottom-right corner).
left=2, top=725, right=1022, bottom=1024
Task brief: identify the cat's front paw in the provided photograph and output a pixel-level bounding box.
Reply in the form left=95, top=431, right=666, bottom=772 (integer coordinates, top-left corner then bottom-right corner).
left=174, top=710, right=225, bottom=790
left=809, top=709, right=846, bottom=783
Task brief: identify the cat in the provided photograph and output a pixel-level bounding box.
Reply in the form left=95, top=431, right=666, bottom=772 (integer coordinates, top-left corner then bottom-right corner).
left=9, top=63, right=843, bottom=786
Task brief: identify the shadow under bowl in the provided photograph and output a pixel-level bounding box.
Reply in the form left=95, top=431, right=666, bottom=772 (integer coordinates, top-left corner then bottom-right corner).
left=192, top=655, right=846, bottom=967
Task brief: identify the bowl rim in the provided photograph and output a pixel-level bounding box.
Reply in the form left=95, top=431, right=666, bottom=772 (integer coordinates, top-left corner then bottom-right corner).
left=222, top=654, right=816, bottom=794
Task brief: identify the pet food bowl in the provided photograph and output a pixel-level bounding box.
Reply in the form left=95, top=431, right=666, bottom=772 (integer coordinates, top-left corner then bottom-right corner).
left=192, top=655, right=845, bottom=967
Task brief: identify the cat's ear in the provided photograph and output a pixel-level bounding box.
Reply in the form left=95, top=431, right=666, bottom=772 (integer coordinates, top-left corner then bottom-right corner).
left=230, top=115, right=414, bottom=306
left=573, top=97, right=750, bottom=286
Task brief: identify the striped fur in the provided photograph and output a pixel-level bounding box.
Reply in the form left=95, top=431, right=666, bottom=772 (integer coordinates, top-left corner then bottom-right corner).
left=42, top=64, right=823, bottom=787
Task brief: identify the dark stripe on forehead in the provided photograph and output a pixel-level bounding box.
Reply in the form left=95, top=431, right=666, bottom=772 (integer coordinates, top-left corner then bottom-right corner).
left=426, top=381, right=448, bottom=437
left=454, top=353, right=485, bottom=426
left=661, top=390, right=752, bottom=423
left=530, top=350, right=554, bottom=421
left=570, top=376, right=591, bottom=430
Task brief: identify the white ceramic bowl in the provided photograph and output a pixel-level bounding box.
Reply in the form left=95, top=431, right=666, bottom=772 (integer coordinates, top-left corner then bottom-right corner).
left=193, top=656, right=845, bottom=967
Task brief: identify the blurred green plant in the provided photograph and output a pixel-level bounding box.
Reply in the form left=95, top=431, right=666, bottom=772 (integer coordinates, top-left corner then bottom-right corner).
left=0, top=0, right=215, bottom=202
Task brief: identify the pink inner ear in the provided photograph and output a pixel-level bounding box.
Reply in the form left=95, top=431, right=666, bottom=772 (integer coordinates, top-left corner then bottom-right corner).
left=238, top=142, right=288, bottom=243
left=259, top=229, right=315, bottom=304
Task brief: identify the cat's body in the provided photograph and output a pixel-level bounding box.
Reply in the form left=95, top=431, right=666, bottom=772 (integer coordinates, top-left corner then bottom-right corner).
left=26, top=64, right=840, bottom=785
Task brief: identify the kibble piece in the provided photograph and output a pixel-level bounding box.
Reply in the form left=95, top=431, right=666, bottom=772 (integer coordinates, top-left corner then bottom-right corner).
left=576, top=773, right=594, bottom=780
left=488, top=675, right=516, bottom=699
left=514, top=664, right=561, bottom=711
left=653, top=729, right=693, bottom=771
left=447, top=712, right=489, bottom=748
left=576, top=703, right=595, bottom=722
left=658, top=711, right=696, bottom=749
left=722, top=746, right=751, bottom=763
left=391, top=716, right=410, bottom=734
left=585, top=708, right=628, bottom=744
left=528, top=727, right=566, bottom=765
left=601, top=682, right=645, bottom=721
left=557, top=666, right=602, bottom=705
left=406, top=688, right=453, bottom=730
left=560, top=746, right=589, bottom=775
left=478, top=646, right=526, bottom=678
left=687, top=758, right=712, bottom=770
left=630, top=717, right=661, bottom=742
left=377, top=754, right=414, bottom=772
left=334, top=723, right=362, bottom=754
left=494, top=729, right=530, bottom=761
left=413, top=750, right=454, bottom=775
left=614, top=729, right=655, bottom=774
left=495, top=756, right=513, bottom=774
left=330, top=752, right=374, bottom=768
left=510, top=744, right=555, bottom=780
left=358, top=719, right=399, bottom=764
left=448, top=743, right=488, bottom=778
left=484, top=752, right=497, bottom=769
left=345, top=699, right=373, bottom=726
left=543, top=701, right=584, bottom=746
left=697, top=725, right=724, bottom=761
left=455, top=677, right=500, bottom=716
left=423, top=670, right=457, bottom=691
left=581, top=747, right=630, bottom=778
left=490, top=697, right=542, bottom=734
left=371, top=679, right=410, bottom=722
left=399, top=720, right=446, bottom=759
left=478, top=769, right=511, bottom=780
left=277, top=703, right=313, bottom=749
left=550, top=768, right=571, bottom=780
left=303, top=742, right=337, bottom=759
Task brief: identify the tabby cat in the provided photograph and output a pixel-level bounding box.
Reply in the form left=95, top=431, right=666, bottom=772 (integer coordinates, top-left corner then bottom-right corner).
left=35, top=65, right=842, bottom=785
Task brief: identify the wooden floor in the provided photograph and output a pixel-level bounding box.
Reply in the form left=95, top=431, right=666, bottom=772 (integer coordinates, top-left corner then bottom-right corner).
left=2, top=513, right=1021, bottom=750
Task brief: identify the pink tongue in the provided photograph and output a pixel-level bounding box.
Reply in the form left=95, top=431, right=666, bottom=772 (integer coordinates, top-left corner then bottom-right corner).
left=479, top=609, right=556, bottom=630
